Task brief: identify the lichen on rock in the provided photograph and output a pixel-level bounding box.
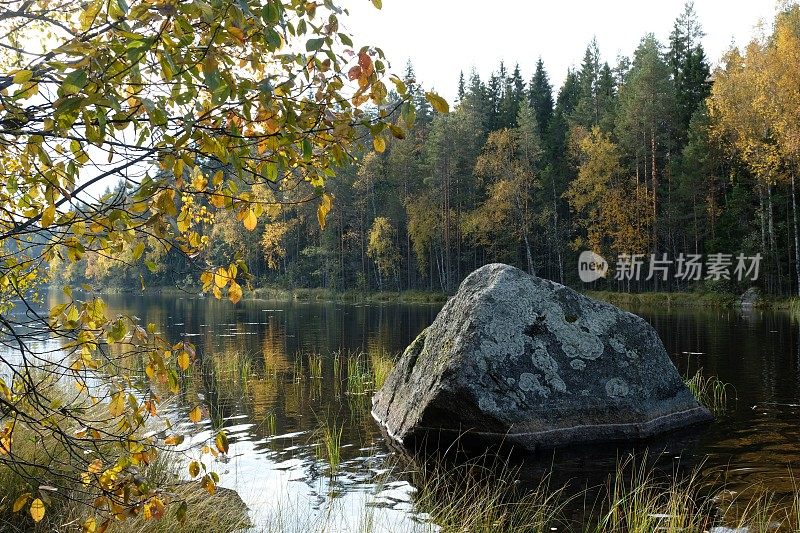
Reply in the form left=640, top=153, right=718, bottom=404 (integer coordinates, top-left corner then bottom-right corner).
left=371, top=263, right=712, bottom=451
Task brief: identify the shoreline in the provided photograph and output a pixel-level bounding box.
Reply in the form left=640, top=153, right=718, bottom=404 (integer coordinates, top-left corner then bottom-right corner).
left=72, top=284, right=800, bottom=310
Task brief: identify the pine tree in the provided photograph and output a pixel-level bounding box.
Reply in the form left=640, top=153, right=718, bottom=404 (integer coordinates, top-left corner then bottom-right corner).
left=498, top=63, right=525, bottom=128
left=615, top=34, right=676, bottom=253
left=529, top=58, right=554, bottom=135
left=403, top=61, right=433, bottom=127
left=669, top=1, right=711, bottom=145
left=573, top=38, right=601, bottom=127
left=486, top=70, right=502, bottom=131
left=462, top=70, right=492, bottom=134
left=596, top=62, right=617, bottom=132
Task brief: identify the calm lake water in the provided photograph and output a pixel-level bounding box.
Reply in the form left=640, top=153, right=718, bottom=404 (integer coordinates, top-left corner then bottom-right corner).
left=10, top=294, right=800, bottom=530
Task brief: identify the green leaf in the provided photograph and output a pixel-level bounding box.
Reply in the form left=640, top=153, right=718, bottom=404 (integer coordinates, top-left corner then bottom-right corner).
left=175, top=501, right=188, bottom=524
left=389, top=124, right=406, bottom=139
left=132, top=242, right=145, bottom=260
left=371, top=0, right=382, bottom=8
left=265, top=29, right=282, bottom=49
left=306, top=38, right=325, bottom=52
left=262, top=3, right=280, bottom=23
left=338, top=33, right=353, bottom=47
left=109, top=320, right=127, bottom=343
left=59, top=70, right=88, bottom=97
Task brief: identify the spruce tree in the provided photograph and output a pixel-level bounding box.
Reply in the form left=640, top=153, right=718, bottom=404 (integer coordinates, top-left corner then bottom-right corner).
left=529, top=58, right=555, bottom=135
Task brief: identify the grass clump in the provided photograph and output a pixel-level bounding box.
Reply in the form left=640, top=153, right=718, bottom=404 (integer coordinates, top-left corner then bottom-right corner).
left=292, top=356, right=304, bottom=384
left=345, top=354, right=370, bottom=395
left=589, top=455, right=712, bottom=532
left=206, top=350, right=252, bottom=402
left=588, top=290, right=737, bottom=309
left=685, top=368, right=734, bottom=414
left=314, top=420, right=344, bottom=476
left=307, top=353, right=323, bottom=380
left=369, top=350, right=394, bottom=390
left=409, top=451, right=568, bottom=532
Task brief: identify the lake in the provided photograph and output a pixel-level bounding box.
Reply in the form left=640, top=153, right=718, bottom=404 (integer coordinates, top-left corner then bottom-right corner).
left=16, top=294, right=800, bottom=530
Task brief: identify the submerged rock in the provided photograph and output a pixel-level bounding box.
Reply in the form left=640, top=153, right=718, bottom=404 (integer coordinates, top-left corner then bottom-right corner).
left=372, top=264, right=712, bottom=451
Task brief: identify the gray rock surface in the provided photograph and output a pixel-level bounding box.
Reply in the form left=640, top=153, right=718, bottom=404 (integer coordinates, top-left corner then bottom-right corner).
left=372, top=264, right=712, bottom=451
left=738, top=287, right=761, bottom=308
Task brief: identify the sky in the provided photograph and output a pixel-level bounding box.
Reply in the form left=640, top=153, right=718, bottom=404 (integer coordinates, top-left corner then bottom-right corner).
left=344, top=0, right=780, bottom=101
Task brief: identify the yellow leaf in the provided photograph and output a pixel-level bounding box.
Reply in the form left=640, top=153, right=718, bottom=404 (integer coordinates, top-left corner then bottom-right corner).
left=12, top=493, right=30, bottom=513
left=192, top=175, right=207, bottom=192
left=202, top=475, right=216, bottom=495
left=214, top=267, right=228, bottom=288
left=29, top=498, right=45, bottom=523
left=228, top=281, right=243, bottom=304
left=79, top=0, right=102, bottom=30
left=425, top=91, right=450, bottom=113
left=173, top=159, right=185, bottom=179
left=215, top=431, right=229, bottom=454
left=88, top=459, right=103, bottom=473
left=373, top=135, right=386, bottom=153
left=177, top=352, right=190, bottom=371
left=143, top=497, right=165, bottom=520
left=188, top=461, right=201, bottom=478
left=41, top=205, right=56, bottom=228
left=264, top=117, right=280, bottom=134
left=83, top=516, right=96, bottom=533
left=210, top=193, right=225, bottom=208
left=164, top=434, right=184, bottom=446
left=188, top=405, right=202, bottom=423
left=229, top=26, right=245, bottom=42
left=0, top=434, right=11, bottom=455
left=108, top=393, right=125, bottom=417
left=317, top=192, right=333, bottom=230
left=242, top=209, right=258, bottom=231
left=12, top=70, right=33, bottom=84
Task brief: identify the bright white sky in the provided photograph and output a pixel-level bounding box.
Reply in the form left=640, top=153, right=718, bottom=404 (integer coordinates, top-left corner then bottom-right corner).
left=345, top=0, right=779, bottom=101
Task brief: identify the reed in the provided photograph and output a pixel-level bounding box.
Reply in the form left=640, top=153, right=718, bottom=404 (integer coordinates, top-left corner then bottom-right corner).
left=315, top=420, right=343, bottom=476
left=346, top=354, right=370, bottom=395
left=369, top=350, right=394, bottom=390
left=308, top=353, right=324, bottom=380
left=685, top=368, right=734, bottom=413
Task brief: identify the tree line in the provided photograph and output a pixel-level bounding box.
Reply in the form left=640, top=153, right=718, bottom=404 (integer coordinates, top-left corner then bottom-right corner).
left=51, top=2, right=800, bottom=296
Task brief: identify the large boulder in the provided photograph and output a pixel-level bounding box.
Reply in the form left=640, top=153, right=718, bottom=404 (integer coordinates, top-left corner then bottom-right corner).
left=372, top=264, right=712, bottom=451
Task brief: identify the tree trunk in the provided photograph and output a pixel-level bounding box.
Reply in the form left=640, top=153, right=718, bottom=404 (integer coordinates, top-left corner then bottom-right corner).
left=551, top=173, right=564, bottom=283
left=651, top=127, right=658, bottom=252
left=768, top=183, right=780, bottom=292
left=792, top=174, right=800, bottom=296
left=514, top=188, right=535, bottom=276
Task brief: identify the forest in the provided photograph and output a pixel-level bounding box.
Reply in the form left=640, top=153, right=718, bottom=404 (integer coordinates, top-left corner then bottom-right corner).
left=49, top=3, right=800, bottom=297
